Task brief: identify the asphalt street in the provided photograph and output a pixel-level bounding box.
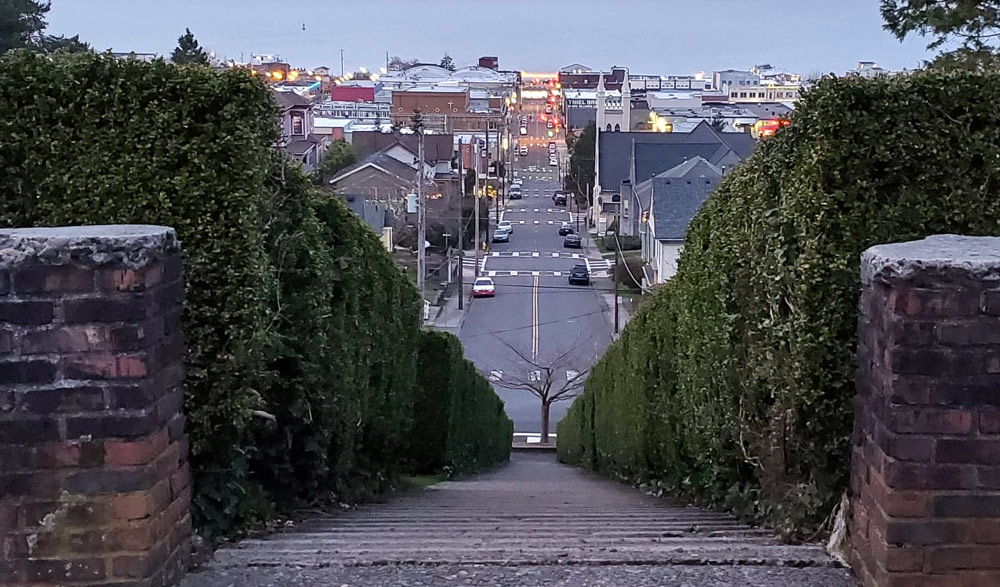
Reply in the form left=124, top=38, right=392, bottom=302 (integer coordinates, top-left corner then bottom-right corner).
left=459, top=100, right=613, bottom=435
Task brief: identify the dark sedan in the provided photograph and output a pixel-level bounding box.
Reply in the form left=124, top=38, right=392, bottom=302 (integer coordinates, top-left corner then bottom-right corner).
left=563, top=234, right=582, bottom=248
left=558, top=223, right=574, bottom=236
left=553, top=193, right=567, bottom=207
left=568, top=264, right=590, bottom=285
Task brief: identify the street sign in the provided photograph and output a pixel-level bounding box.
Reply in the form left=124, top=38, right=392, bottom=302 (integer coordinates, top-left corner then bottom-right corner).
left=529, top=370, right=541, bottom=382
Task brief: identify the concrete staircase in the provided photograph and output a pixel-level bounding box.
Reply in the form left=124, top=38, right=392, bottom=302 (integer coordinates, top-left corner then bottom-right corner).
left=182, top=452, right=854, bottom=586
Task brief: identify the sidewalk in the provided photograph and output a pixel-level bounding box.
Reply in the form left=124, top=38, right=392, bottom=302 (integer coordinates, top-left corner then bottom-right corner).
left=425, top=266, right=477, bottom=334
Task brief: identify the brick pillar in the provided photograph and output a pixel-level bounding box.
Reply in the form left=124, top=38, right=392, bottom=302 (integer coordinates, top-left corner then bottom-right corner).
left=0, top=226, right=189, bottom=586
left=851, top=234, right=1000, bottom=587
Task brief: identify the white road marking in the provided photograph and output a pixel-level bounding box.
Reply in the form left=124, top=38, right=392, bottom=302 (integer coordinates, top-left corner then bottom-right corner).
left=510, top=271, right=518, bottom=276
left=532, top=252, right=539, bottom=257
left=512, top=252, right=520, bottom=257
left=488, top=270, right=497, bottom=277
left=533, top=220, right=539, bottom=224
left=492, top=252, right=499, bottom=257
left=532, top=271, right=540, bottom=276
left=553, top=271, right=562, bottom=276
left=490, top=370, right=503, bottom=382
left=551, top=252, right=558, bottom=257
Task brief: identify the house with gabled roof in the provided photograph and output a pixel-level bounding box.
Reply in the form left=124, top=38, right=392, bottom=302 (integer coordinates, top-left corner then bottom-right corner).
left=638, top=156, right=723, bottom=284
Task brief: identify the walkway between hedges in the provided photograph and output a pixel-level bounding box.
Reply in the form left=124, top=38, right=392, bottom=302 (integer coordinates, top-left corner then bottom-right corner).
left=181, top=452, right=854, bottom=587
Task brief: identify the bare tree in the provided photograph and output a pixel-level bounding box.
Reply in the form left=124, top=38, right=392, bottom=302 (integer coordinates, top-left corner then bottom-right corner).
left=493, top=338, right=589, bottom=444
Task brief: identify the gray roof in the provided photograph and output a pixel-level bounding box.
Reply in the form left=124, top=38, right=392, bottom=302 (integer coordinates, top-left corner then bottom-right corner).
left=631, top=142, right=730, bottom=184
left=274, top=91, right=313, bottom=111
left=341, top=194, right=389, bottom=232
left=649, top=157, right=723, bottom=241
left=332, top=150, right=418, bottom=184
left=599, top=121, right=754, bottom=191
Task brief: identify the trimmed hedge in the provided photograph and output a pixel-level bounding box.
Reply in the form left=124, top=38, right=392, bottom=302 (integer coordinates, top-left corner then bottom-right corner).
left=412, top=330, right=513, bottom=474
left=559, top=71, right=1000, bottom=538
left=0, top=52, right=511, bottom=537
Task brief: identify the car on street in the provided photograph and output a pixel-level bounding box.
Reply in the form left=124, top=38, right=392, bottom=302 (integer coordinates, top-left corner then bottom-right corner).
left=498, top=220, right=513, bottom=233
left=568, top=264, right=590, bottom=285
left=546, top=121, right=554, bottom=129
left=519, top=126, right=527, bottom=135
left=472, top=277, right=496, bottom=297
left=558, top=222, right=574, bottom=236
left=512, top=178, right=523, bottom=186
left=545, top=105, right=553, bottom=114
left=519, top=145, right=528, bottom=156
left=563, top=233, right=582, bottom=248
left=549, top=157, right=558, bottom=166
left=492, top=229, right=509, bottom=243
left=548, top=142, right=556, bottom=153
left=508, top=186, right=522, bottom=199
left=553, top=193, right=567, bottom=206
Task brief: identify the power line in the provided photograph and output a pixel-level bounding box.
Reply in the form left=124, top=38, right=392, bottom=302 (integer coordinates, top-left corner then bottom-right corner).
left=461, top=308, right=608, bottom=339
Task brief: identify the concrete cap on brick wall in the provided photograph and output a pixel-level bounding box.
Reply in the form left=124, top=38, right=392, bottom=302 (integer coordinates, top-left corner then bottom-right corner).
left=862, top=234, right=1000, bottom=285
left=0, top=225, right=179, bottom=269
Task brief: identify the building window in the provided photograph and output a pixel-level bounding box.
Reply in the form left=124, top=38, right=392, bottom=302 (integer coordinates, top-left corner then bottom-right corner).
left=614, top=123, right=620, bottom=132
left=291, top=115, right=304, bottom=135
left=606, top=124, right=612, bottom=132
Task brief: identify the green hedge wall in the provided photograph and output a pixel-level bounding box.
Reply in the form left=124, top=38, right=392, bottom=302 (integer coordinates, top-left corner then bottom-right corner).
left=558, top=71, right=1000, bottom=538
left=413, top=330, right=512, bottom=474
left=0, top=52, right=511, bottom=538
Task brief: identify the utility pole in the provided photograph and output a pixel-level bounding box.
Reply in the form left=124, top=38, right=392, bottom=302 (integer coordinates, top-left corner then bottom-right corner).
left=413, top=111, right=426, bottom=315
left=474, top=140, right=481, bottom=277
left=485, top=122, right=493, bottom=234
left=340, top=49, right=345, bottom=76
left=614, top=214, right=620, bottom=335
left=457, top=139, right=465, bottom=309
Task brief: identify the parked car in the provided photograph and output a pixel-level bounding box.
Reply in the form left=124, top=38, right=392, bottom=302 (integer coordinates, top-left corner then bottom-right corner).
left=545, top=105, right=553, bottom=114
left=549, top=156, right=558, bottom=166
left=568, top=264, right=590, bottom=285
left=563, top=234, right=582, bottom=248
left=509, top=187, right=522, bottom=200
left=553, top=193, right=567, bottom=206
left=519, top=145, right=528, bottom=156
left=498, top=220, right=514, bottom=233
left=492, top=229, right=509, bottom=243
left=558, top=222, right=574, bottom=236
left=546, top=121, right=554, bottom=129
left=472, top=277, right=496, bottom=297
left=548, top=142, right=557, bottom=153
left=519, top=126, right=527, bottom=135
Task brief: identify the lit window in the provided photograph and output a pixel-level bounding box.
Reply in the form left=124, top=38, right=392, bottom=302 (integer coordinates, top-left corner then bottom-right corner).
left=292, top=115, right=304, bottom=135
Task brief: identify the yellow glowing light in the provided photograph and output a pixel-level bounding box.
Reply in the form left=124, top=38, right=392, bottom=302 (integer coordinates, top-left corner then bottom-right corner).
left=288, top=70, right=299, bottom=81
left=272, top=71, right=284, bottom=81
left=359, top=66, right=368, bottom=74
left=314, top=75, right=322, bottom=81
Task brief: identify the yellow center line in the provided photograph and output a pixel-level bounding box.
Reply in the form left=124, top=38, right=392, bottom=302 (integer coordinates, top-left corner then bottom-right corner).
left=532, top=275, right=539, bottom=358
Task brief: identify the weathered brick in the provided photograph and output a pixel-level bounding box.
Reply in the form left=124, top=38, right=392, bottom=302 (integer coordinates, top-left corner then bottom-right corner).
left=967, top=519, right=1000, bottom=544
left=0, top=417, right=59, bottom=443
left=890, top=319, right=937, bottom=346
left=13, top=266, right=94, bottom=294
left=0, top=472, right=65, bottom=498
left=886, top=408, right=973, bottom=435
left=0, top=444, right=35, bottom=470
left=874, top=426, right=935, bottom=462
left=984, top=289, right=1000, bottom=316
left=104, top=428, right=169, bottom=467
left=64, top=298, right=148, bottom=323
left=935, top=495, right=1000, bottom=517
left=893, top=287, right=981, bottom=318
left=0, top=329, right=12, bottom=353
left=884, top=545, right=924, bottom=572
left=927, top=544, right=1000, bottom=571
left=109, top=382, right=161, bottom=410
left=887, top=347, right=987, bottom=376
left=65, top=466, right=156, bottom=494
left=930, top=376, right=1000, bottom=407
left=884, top=460, right=978, bottom=490
left=113, top=545, right=168, bottom=579
left=108, top=323, right=150, bottom=351
left=64, top=353, right=147, bottom=380
left=982, top=408, right=1000, bottom=434
left=24, top=558, right=105, bottom=582
left=18, top=386, right=106, bottom=413
left=0, top=270, right=9, bottom=296
left=21, top=325, right=102, bottom=355
left=0, top=300, right=53, bottom=325
left=885, top=518, right=968, bottom=546
left=33, top=442, right=81, bottom=468
left=936, top=438, right=1000, bottom=465
left=0, top=358, right=57, bottom=384
left=97, top=263, right=164, bottom=293
left=65, top=412, right=155, bottom=440
left=939, top=317, right=1000, bottom=345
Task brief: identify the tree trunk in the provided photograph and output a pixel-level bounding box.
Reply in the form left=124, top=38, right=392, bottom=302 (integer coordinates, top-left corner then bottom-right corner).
left=540, top=401, right=551, bottom=445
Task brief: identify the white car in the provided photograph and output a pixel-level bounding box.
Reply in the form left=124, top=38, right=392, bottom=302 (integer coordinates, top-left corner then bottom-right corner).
left=519, top=145, right=528, bottom=156
left=519, top=126, right=527, bottom=135
left=472, top=277, right=496, bottom=298
left=498, top=220, right=513, bottom=233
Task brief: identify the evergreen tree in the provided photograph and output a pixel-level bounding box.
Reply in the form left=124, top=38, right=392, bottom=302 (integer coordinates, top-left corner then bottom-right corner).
left=171, top=27, right=209, bottom=65
left=882, top=0, right=1000, bottom=70
left=439, top=53, right=456, bottom=72
left=0, top=0, right=48, bottom=53
left=316, top=139, right=357, bottom=186
left=563, top=122, right=595, bottom=205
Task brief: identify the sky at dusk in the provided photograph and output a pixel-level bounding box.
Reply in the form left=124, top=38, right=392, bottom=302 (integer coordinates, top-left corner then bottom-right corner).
left=49, top=0, right=936, bottom=75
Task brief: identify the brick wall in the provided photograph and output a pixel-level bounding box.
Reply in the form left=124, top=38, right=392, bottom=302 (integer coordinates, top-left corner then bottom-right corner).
left=0, top=226, right=190, bottom=587
left=851, top=234, right=1000, bottom=587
